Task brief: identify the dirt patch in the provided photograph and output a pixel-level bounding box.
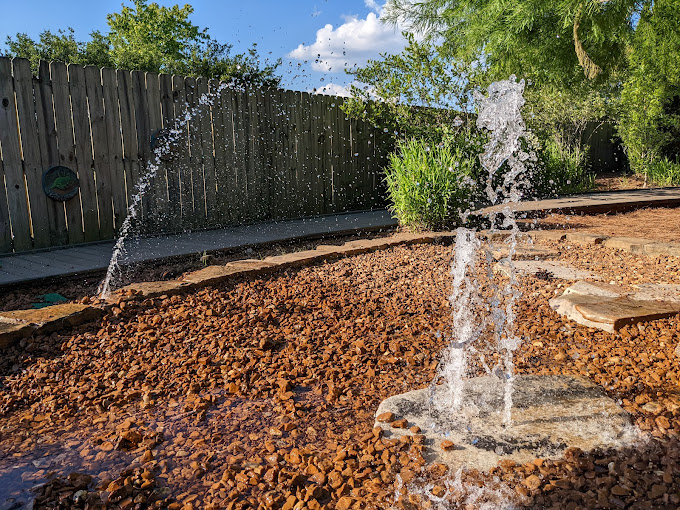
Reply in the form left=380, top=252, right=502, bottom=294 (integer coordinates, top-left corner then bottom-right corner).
left=594, top=172, right=652, bottom=191
left=1, top=242, right=679, bottom=509
left=532, top=206, right=680, bottom=242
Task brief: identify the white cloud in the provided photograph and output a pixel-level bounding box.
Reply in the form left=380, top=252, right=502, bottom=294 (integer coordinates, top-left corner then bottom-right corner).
left=312, top=83, right=353, bottom=97
left=364, top=0, right=383, bottom=14
left=288, top=3, right=407, bottom=73
left=311, top=81, right=380, bottom=101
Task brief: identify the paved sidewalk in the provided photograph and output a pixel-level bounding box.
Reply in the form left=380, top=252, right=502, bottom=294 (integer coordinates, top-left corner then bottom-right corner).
left=480, top=187, right=680, bottom=217
left=1, top=187, right=679, bottom=288
left=0, top=210, right=398, bottom=288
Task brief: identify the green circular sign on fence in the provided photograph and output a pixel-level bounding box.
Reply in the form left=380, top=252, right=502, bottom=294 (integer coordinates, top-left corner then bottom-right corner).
left=42, top=166, right=79, bottom=201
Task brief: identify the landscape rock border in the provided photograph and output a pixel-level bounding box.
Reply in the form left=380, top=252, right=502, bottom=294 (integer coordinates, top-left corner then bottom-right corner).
left=2, top=229, right=679, bottom=350
left=0, top=231, right=455, bottom=350
left=527, top=230, right=680, bottom=256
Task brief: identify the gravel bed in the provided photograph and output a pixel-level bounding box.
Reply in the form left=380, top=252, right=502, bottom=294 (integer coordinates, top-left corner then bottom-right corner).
left=534, top=207, right=680, bottom=243
left=1, top=241, right=679, bottom=509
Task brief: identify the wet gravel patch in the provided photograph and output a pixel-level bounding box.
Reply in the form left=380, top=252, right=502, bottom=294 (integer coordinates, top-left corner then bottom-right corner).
left=1, top=242, right=679, bottom=509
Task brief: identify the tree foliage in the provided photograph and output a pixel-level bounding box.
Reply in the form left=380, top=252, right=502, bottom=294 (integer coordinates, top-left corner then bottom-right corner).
left=343, top=34, right=478, bottom=144
left=3, top=0, right=280, bottom=87
left=618, top=0, right=680, bottom=175
left=383, top=0, right=638, bottom=89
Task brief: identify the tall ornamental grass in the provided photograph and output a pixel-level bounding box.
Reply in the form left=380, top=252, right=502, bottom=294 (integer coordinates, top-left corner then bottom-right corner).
left=645, top=157, right=680, bottom=186
left=535, top=138, right=595, bottom=196
left=385, top=139, right=478, bottom=230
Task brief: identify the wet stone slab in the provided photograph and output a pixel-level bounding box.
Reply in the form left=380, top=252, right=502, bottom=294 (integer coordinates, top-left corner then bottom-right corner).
left=375, top=375, right=636, bottom=473
left=0, top=304, right=102, bottom=335
left=550, top=281, right=680, bottom=332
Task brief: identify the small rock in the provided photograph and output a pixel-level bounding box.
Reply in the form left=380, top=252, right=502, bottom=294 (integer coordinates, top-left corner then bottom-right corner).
left=376, top=412, right=395, bottom=423
left=524, top=474, right=541, bottom=490
left=390, top=419, right=408, bottom=428
left=440, top=440, right=455, bottom=451
left=642, top=402, right=664, bottom=414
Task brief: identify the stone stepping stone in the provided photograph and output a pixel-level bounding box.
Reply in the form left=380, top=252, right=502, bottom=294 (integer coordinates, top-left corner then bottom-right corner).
left=550, top=281, right=680, bottom=332
left=0, top=303, right=102, bottom=348
left=494, top=260, right=601, bottom=281
left=374, top=375, right=634, bottom=473
left=491, top=245, right=559, bottom=261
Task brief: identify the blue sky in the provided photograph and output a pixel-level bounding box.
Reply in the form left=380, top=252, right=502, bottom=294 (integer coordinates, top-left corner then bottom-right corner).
left=0, top=0, right=409, bottom=94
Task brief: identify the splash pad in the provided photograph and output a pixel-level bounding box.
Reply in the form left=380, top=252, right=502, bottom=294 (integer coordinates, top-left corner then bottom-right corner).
left=375, top=76, right=639, bottom=474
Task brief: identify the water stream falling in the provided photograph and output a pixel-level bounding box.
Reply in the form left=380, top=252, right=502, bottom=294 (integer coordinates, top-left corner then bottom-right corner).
left=98, top=83, right=230, bottom=299
left=436, top=76, right=534, bottom=427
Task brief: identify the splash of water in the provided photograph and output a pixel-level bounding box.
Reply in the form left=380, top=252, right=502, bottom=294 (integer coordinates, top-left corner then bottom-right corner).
left=98, top=83, right=231, bottom=299
left=436, top=76, right=534, bottom=427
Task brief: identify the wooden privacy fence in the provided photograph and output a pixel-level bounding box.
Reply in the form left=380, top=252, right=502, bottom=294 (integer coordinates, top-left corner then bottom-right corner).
left=0, top=57, right=390, bottom=254
left=582, top=121, right=628, bottom=173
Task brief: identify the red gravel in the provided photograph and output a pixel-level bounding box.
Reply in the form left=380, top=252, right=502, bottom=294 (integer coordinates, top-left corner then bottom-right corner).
left=1, top=240, right=679, bottom=509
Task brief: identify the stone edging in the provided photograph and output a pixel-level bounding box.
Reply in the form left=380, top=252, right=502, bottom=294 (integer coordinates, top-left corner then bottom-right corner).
left=0, top=232, right=454, bottom=350
left=526, top=231, right=680, bottom=257
left=3, top=229, right=677, bottom=350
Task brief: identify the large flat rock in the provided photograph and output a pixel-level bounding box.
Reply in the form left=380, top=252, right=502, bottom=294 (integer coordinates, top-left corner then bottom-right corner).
left=550, top=281, right=680, bottom=332
left=0, top=303, right=102, bottom=335
left=491, top=245, right=559, bottom=261
left=375, top=375, right=634, bottom=473
left=182, top=260, right=275, bottom=287
left=0, top=322, right=32, bottom=349
left=494, top=260, right=601, bottom=280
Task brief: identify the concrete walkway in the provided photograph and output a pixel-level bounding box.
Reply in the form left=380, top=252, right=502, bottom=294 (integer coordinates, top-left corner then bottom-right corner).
left=480, top=187, right=680, bottom=217
left=1, top=187, right=679, bottom=288
left=0, top=210, right=398, bottom=288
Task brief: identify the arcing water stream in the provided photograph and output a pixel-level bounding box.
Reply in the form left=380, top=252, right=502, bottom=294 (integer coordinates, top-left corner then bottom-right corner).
left=98, top=83, right=229, bottom=299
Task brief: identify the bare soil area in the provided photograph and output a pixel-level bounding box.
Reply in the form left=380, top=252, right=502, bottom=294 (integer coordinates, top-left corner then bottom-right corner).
left=533, top=207, right=680, bottom=243
left=1, top=238, right=679, bottom=509
left=594, top=172, right=652, bottom=191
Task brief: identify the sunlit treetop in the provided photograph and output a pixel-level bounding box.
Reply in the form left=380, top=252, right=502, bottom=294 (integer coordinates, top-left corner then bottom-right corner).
left=383, top=0, right=646, bottom=88
left=3, top=0, right=280, bottom=87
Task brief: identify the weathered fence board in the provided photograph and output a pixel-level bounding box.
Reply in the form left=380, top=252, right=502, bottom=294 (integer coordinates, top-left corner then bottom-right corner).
left=197, top=77, right=218, bottom=222
left=144, top=71, right=165, bottom=230
left=35, top=61, right=69, bottom=246
left=159, top=73, right=181, bottom=232
left=117, top=69, right=140, bottom=209
left=68, top=64, right=100, bottom=243
left=0, top=58, right=32, bottom=251
left=13, top=58, right=51, bottom=249
left=0, top=57, right=391, bottom=254
left=85, top=65, right=115, bottom=241
left=101, top=67, right=127, bottom=231
left=171, top=74, right=192, bottom=230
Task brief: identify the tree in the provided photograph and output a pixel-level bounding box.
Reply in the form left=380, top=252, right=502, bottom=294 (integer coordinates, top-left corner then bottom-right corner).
left=618, top=0, right=680, bottom=178
left=383, top=0, right=639, bottom=88
left=3, top=1, right=280, bottom=87
left=4, top=28, right=112, bottom=71
left=344, top=34, right=479, bottom=143
left=106, top=0, right=207, bottom=74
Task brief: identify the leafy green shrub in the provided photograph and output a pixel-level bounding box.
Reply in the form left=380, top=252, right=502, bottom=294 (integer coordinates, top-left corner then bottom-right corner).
left=385, top=137, right=479, bottom=230
left=534, top=138, right=595, bottom=196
